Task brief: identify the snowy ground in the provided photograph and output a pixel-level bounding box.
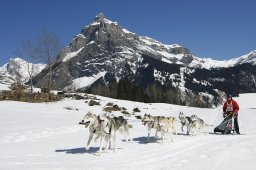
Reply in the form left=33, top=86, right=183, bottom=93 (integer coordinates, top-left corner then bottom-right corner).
left=0, top=93, right=256, bottom=170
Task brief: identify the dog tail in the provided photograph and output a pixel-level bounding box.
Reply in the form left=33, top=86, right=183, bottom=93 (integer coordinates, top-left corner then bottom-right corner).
left=176, top=120, right=181, bottom=124
left=128, top=124, right=133, bottom=128
left=118, top=124, right=132, bottom=134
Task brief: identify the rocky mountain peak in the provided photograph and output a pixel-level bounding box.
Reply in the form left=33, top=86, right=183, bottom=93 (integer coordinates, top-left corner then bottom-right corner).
left=94, top=12, right=106, bottom=21
left=91, top=12, right=119, bottom=28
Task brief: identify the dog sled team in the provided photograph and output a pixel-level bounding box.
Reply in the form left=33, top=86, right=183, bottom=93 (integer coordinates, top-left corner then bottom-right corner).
left=79, top=111, right=213, bottom=154
left=79, top=94, right=240, bottom=154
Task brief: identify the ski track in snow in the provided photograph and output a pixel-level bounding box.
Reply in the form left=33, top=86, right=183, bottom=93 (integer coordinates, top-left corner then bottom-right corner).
left=0, top=94, right=256, bottom=170
left=0, top=126, right=81, bottom=144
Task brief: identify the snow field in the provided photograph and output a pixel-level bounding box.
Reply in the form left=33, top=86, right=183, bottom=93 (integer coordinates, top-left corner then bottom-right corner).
left=0, top=93, right=256, bottom=170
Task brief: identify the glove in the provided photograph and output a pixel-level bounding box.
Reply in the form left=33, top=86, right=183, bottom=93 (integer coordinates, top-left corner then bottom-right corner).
left=223, top=112, right=226, bottom=118
left=234, top=112, right=238, bottom=117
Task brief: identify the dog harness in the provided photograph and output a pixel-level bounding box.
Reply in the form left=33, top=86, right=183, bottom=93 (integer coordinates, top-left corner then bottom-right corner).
left=90, top=125, right=97, bottom=133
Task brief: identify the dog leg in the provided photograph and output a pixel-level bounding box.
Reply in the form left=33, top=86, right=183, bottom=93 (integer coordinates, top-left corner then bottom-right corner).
left=181, top=124, right=184, bottom=132
left=109, top=139, right=112, bottom=150
left=98, top=135, right=104, bottom=154
left=173, top=125, right=177, bottom=135
left=94, top=134, right=100, bottom=143
left=104, top=136, right=110, bottom=152
left=170, top=132, right=174, bottom=142
left=126, top=126, right=132, bottom=141
left=187, top=125, right=191, bottom=135
left=125, top=131, right=130, bottom=142
left=86, top=133, right=94, bottom=150
left=124, top=126, right=129, bottom=142
left=191, top=129, right=196, bottom=136
left=127, top=131, right=132, bottom=142
left=125, top=132, right=130, bottom=142
left=161, top=132, right=164, bottom=143
left=113, top=133, right=116, bottom=153
left=193, top=125, right=200, bottom=135
left=193, top=127, right=197, bottom=135
left=155, top=129, right=159, bottom=137
left=147, top=127, right=151, bottom=143
left=191, top=125, right=198, bottom=136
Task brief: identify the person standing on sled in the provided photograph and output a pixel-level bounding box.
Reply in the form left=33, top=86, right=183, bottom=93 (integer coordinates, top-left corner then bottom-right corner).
left=223, top=94, right=240, bottom=134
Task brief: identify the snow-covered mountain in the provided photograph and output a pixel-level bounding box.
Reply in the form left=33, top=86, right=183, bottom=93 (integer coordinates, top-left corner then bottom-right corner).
left=0, top=58, right=46, bottom=86
left=57, top=13, right=256, bottom=70
left=31, top=13, right=256, bottom=106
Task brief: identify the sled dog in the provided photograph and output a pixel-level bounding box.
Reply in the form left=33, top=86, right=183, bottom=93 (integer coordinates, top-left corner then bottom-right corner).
left=178, top=112, right=193, bottom=135
left=142, top=114, right=163, bottom=142
left=79, top=112, right=110, bottom=153
left=189, top=114, right=212, bottom=135
left=96, top=114, right=132, bottom=152
left=79, top=112, right=132, bottom=154
left=156, top=116, right=177, bottom=143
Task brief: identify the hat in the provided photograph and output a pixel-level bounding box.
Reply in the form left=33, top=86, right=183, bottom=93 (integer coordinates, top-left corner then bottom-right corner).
left=227, top=94, right=232, bottom=98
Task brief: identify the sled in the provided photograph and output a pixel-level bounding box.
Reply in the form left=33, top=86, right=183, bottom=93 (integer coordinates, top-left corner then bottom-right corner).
left=214, top=115, right=235, bottom=134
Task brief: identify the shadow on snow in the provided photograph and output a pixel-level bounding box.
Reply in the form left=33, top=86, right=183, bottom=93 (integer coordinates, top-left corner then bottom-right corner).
left=55, top=147, right=124, bottom=154
left=132, top=136, right=159, bottom=144
left=55, top=147, right=98, bottom=154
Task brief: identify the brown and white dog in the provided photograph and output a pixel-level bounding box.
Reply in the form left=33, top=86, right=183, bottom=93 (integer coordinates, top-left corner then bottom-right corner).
left=156, top=116, right=177, bottom=143
left=142, top=114, right=177, bottom=143
left=189, top=114, right=212, bottom=135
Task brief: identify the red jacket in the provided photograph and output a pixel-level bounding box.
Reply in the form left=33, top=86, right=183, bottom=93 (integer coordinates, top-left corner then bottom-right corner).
left=223, top=99, right=239, bottom=114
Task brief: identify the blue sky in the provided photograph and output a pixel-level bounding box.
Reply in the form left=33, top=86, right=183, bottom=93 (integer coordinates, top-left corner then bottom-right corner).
left=0, top=0, right=255, bottom=65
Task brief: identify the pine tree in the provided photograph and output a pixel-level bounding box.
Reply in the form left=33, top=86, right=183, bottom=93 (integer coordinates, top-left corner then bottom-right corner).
left=116, top=78, right=132, bottom=100
left=132, top=85, right=145, bottom=102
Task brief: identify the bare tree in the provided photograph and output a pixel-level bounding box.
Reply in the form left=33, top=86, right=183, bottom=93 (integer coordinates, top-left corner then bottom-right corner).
left=16, top=32, right=62, bottom=93
left=17, top=38, right=39, bottom=93
left=36, top=32, right=62, bottom=92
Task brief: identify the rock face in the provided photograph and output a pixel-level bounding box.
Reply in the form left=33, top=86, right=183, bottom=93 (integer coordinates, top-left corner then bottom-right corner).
left=32, top=13, right=256, bottom=107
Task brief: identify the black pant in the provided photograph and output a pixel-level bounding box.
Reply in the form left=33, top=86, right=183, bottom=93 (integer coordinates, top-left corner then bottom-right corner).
left=226, top=112, right=240, bottom=134
left=234, top=116, right=240, bottom=134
